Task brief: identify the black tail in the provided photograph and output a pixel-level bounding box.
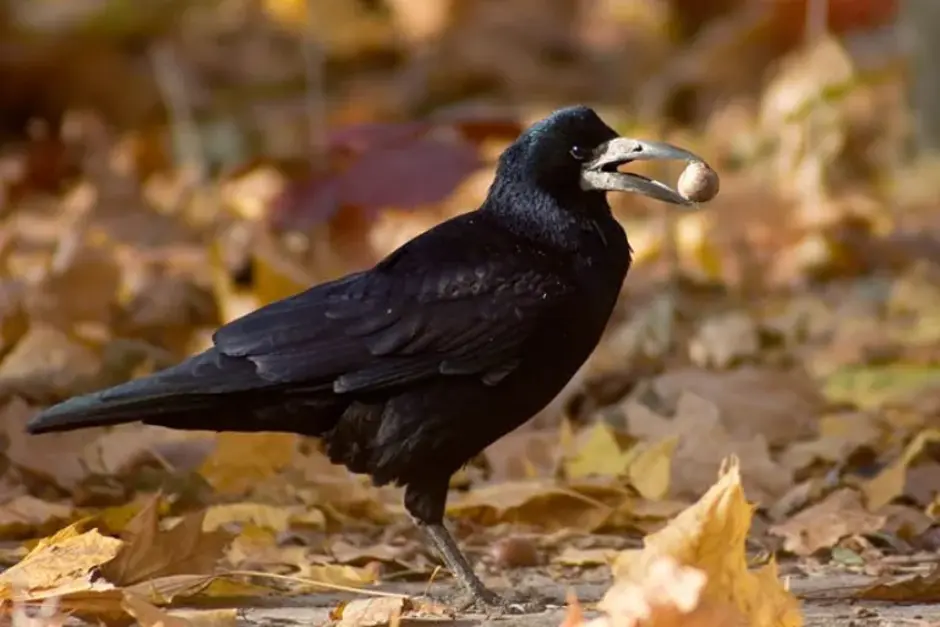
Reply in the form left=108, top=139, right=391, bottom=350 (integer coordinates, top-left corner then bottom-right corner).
left=26, top=349, right=266, bottom=434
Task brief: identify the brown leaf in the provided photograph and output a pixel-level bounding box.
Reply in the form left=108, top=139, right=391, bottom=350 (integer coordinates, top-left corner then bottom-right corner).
left=625, top=392, right=792, bottom=502
left=0, top=495, right=73, bottom=540
left=862, top=428, right=940, bottom=510
left=1, top=397, right=101, bottom=491
left=101, top=496, right=232, bottom=586
left=338, top=596, right=411, bottom=627
left=640, top=367, right=822, bottom=446
left=0, top=324, right=104, bottom=402
left=768, top=489, right=885, bottom=556
left=856, top=563, right=940, bottom=602
left=25, top=240, right=121, bottom=329
left=447, top=479, right=619, bottom=532
left=482, top=427, right=561, bottom=482
left=122, top=592, right=192, bottom=627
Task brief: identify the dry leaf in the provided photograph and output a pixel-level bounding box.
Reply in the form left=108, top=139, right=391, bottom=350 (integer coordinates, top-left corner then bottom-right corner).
left=1, top=396, right=101, bottom=491
left=611, top=458, right=803, bottom=627
left=447, top=479, right=617, bottom=532
left=564, top=423, right=633, bottom=479
left=554, top=547, right=617, bottom=567
left=625, top=392, right=791, bottom=502
left=0, top=495, right=73, bottom=540
left=0, top=523, right=122, bottom=600
left=769, top=489, right=885, bottom=555
left=198, top=433, right=300, bottom=496
left=482, top=427, right=561, bottom=481
left=338, top=596, right=410, bottom=627
left=101, top=496, right=232, bottom=586
left=642, top=367, right=822, bottom=446
left=202, top=503, right=293, bottom=534
left=626, top=437, right=678, bottom=501
left=856, top=563, right=940, bottom=602
left=862, top=428, right=940, bottom=510
left=122, top=592, right=193, bottom=627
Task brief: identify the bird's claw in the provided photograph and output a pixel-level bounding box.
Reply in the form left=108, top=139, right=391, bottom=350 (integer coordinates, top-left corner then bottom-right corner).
left=452, top=589, right=545, bottom=616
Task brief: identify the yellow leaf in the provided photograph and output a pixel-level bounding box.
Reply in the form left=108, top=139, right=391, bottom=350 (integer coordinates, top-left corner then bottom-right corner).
left=862, top=429, right=940, bottom=511
left=298, top=564, right=378, bottom=588
left=197, top=433, right=299, bottom=496
left=564, top=422, right=632, bottom=479
left=202, top=504, right=292, bottom=534
left=553, top=547, right=617, bottom=567
left=0, top=525, right=122, bottom=599
left=823, top=366, right=940, bottom=410
left=447, top=480, right=619, bottom=532
left=338, top=596, right=409, bottom=627
left=627, top=436, right=678, bottom=501
left=611, top=457, right=803, bottom=627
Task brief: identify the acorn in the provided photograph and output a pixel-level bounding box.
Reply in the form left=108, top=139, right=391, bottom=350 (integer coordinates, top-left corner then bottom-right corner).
left=678, top=161, right=720, bottom=203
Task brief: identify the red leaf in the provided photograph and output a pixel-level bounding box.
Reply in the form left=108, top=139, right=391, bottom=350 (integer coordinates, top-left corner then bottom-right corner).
left=337, top=134, right=482, bottom=211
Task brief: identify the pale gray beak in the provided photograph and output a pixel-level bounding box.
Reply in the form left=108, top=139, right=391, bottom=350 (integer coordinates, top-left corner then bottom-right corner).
left=580, top=137, right=705, bottom=206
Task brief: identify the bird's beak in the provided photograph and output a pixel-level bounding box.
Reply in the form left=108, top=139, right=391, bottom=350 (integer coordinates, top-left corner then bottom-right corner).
left=580, top=137, right=704, bottom=206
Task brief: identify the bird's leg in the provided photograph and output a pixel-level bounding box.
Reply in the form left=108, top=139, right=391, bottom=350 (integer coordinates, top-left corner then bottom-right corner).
left=417, top=520, right=502, bottom=606
left=404, top=480, right=504, bottom=610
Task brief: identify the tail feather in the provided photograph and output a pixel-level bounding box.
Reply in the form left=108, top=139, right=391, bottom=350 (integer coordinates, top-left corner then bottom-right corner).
left=26, top=348, right=265, bottom=435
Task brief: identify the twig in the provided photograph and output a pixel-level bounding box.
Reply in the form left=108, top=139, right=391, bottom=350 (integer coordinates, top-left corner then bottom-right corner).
left=222, top=569, right=409, bottom=598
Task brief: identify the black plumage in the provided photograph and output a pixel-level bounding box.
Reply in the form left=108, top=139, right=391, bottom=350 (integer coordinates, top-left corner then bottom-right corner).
left=26, top=105, right=704, bottom=609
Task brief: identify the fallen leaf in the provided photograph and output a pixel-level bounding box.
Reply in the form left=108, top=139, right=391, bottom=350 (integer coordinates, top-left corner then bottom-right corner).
left=596, top=556, right=746, bottom=627
left=626, top=436, right=678, bottom=501
left=202, top=503, right=293, bottom=534
left=824, top=366, right=940, bottom=410
left=483, top=427, right=561, bottom=481
left=122, top=592, right=192, bottom=627
left=779, top=412, right=882, bottom=473
left=625, top=392, right=792, bottom=502
left=862, top=428, right=940, bottom=510
left=447, top=479, right=617, bottom=532
left=611, top=457, right=803, bottom=627
left=0, top=523, right=122, bottom=600
left=298, top=564, right=379, bottom=588
left=1, top=396, right=101, bottom=491
left=0, top=324, right=104, bottom=401
left=769, top=489, right=885, bottom=555
left=856, top=563, right=940, bottom=602
left=338, top=596, right=411, bottom=627
left=0, top=495, right=73, bottom=540
left=101, top=496, right=232, bottom=586
left=197, top=433, right=300, bottom=497
left=642, top=367, right=822, bottom=446
left=166, top=608, right=239, bottom=627
left=564, top=423, right=633, bottom=479
left=554, top=547, right=617, bottom=567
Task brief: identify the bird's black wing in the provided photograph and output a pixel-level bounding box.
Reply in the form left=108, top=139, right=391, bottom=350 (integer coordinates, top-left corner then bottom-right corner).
left=213, top=246, right=572, bottom=394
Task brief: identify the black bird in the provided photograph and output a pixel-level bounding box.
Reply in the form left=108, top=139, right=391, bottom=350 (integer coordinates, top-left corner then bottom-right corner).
left=27, top=106, right=704, bottom=609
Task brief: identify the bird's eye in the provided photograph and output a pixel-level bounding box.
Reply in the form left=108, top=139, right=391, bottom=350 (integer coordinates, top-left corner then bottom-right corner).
left=569, top=145, right=588, bottom=161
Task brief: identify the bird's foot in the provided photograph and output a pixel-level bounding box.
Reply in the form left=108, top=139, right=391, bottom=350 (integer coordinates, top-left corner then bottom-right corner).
left=452, top=586, right=545, bottom=616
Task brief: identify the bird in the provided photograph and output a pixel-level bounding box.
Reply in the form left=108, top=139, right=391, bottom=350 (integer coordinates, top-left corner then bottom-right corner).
left=26, top=105, right=706, bottom=611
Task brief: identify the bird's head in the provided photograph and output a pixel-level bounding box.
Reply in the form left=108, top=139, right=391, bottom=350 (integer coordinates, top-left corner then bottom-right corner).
left=500, top=105, right=703, bottom=206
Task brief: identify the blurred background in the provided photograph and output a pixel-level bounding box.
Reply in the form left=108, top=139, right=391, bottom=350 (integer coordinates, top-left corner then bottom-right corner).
left=2, top=0, right=940, bottom=602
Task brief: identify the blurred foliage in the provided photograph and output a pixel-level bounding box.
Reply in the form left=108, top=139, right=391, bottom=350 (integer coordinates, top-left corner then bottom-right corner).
left=3, top=0, right=940, bottom=625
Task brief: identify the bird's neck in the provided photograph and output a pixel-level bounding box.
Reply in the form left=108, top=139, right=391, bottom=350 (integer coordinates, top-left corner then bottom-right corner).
left=481, top=186, right=618, bottom=252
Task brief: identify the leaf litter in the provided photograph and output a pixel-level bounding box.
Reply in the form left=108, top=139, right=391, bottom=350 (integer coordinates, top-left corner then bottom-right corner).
left=0, top=2, right=937, bottom=625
